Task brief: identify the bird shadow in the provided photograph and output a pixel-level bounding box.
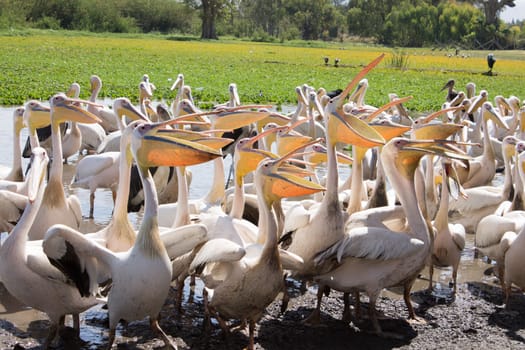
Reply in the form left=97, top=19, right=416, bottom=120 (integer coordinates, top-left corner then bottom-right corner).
left=466, top=281, right=505, bottom=306
left=486, top=288, right=525, bottom=343
left=256, top=305, right=416, bottom=350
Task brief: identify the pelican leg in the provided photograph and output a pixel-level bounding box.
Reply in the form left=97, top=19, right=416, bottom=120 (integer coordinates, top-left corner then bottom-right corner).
left=280, top=274, right=289, bottom=314
left=368, top=293, right=381, bottom=335
left=404, top=281, right=425, bottom=324
left=202, top=289, right=211, bottom=333
left=354, top=291, right=362, bottom=320
left=427, top=264, right=434, bottom=292
left=247, top=319, right=256, bottom=350
left=111, top=190, right=116, bottom=204
left=73, top=313, right=80, bottom=338
left=150, top=317, right=177, bottom=350
left=188, top=274, right=196, bottom=304
left=89, top=192, right=95, bottom=219
left=302, top=284, right=324, bottom=326
left=175, top=276, right=186, bottom=315
left=452, top=266, right=458, bottom=295
left=497, top=262, right=506, bottom=292
left=505, top=284, right=512, bottom=309
left=43, top=322, right=59, bottom=349
left=342, top=292, right=352, bottom=323
left=106, top=327, right=116, bottom=350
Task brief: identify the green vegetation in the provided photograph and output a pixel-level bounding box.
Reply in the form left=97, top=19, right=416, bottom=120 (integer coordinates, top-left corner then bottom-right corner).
left=0, top=0, right=522, bottom=49
left=1, top=31, right=524, bottom=113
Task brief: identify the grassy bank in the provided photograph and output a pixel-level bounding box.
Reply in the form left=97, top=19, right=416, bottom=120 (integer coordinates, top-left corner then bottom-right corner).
left=1, top=30, right=524, bottom=112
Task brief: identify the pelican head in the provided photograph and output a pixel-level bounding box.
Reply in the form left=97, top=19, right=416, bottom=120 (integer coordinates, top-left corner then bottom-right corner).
left=467, top=90, right=488, bottom=115
left=256, top=139, right=325, bottom=204
left=113, top=97, right=149, bottom=129
left=229, top=83, right=240, bottom=106
left=482, top=102, right=508, bottom=130
left=234, top=124, right=287, bottom=183
left=13, top=107, right=25, bottom=135
left=139, top=81, right=153, bottom=101
left=383, top=138, right=470, bottom=179
left=49, top=93, right=102, bottom=124
left=90, top=75, right=102, bottom=93
left=24, top=100, right=51, bottom=131
left=170, top=73, right=184, bottom=91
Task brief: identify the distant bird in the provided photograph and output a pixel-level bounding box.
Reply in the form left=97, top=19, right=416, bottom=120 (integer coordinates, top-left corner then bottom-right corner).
left=487, top=53, right=496, bottom=74
left=323, top=56, right=329, bottom=66
left=334, top=58, right=340, bottom=67
left=441, top=79, right=458, bottom=102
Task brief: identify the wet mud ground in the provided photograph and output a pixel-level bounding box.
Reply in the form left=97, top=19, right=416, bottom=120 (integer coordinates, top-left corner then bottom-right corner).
left=1, top=269, right=525, bottom=350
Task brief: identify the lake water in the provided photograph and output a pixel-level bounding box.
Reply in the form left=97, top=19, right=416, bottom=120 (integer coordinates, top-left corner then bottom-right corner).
left=0, top=103, right=497, bottom=346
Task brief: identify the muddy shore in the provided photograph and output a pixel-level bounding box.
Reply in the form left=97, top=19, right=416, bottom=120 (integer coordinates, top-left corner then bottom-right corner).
left=1, top=269, right=524, bottom=350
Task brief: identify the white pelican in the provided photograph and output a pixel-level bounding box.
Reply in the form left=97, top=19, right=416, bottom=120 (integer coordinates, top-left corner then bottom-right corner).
left=501, top=221, right=525, bottom=308
left=28, top=94, right=102, bottom=240
left=42, top=119, right=221, bottom=349
left=88, top=75, right=119, bottom=133
left=428, top=160, right=466, bottom=294
left=279, top=55, right=385, bottom=324
left=451, top=134, right=517, bottom=234
left=459, top=101, right=508, bottom=188
left=189, top=143, right=325, bottom=350
left=2, top=107, right=25, bottom=182
left=70, top=98, right=147, bottom=218
left=60, top=82, right=84, bottom=163
left=475, top=137, right=525, bottom=284
left=0, top=147, right=101, bottom=348
left=313, top=138, right=470, bottom=337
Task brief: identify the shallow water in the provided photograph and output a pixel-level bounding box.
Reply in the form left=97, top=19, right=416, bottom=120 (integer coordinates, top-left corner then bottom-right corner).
left=0, top=104, right=500, bottom=347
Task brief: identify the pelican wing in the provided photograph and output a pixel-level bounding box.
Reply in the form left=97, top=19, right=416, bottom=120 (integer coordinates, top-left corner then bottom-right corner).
left=26, top=248, right=70, bottom=285
left=0, top=190, right=27, bottom=231
left=160, top=223, right=208, bottom=260
left=500, top=231, right=518, bottom=255
left=0, top=180, right=21, bottom=193
left=451, top=226, right=466, bottom=251
left=189, top=238, right=245, bottom=274
left=279, top=248, right=304, bottom=271
left=315, top=226, right=424, bottom=265
left=43, top=224, right=118, bottom=297
left=71, top=153, right=119, bottom=186
left=283, top=203, right=312, bottom=233
left=448, top=186, right=502, bottom=215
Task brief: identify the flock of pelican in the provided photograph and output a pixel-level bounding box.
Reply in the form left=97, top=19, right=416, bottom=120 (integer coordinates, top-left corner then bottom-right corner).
left=1, top=53, right=524, bottom=349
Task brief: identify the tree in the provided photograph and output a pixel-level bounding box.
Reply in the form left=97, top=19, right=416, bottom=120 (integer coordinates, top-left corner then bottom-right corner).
left=201, top=0, right=224, bottom=39
left=477, top=0, right=515, bottom=26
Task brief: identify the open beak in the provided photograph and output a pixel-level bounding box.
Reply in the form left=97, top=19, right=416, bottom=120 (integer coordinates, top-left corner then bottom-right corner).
left=131, top=122, right=223, bottom=168
left=361, top=96, right=413, bottom=123
left=235, top=125, right=288, bottom=182
left=305, top=143, right=353, bottom=165
left=27, top=147, right=49, bottom=203
left=369, top=119, right=412, bottom=142
left=260, top=138, right=326, bottom=200
left=335, top=54, right=385, bottom=110
left=211, top=107, right=273, bottom=130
